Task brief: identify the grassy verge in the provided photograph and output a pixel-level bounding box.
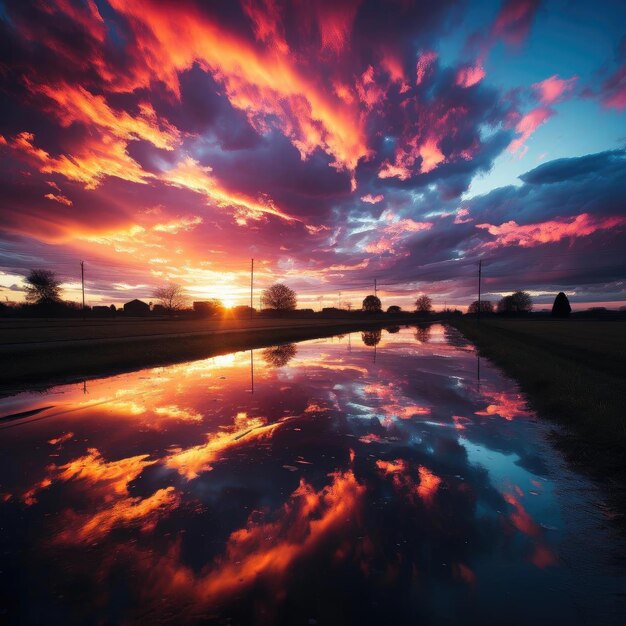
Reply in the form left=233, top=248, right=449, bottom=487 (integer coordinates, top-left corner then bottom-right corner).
left=1, top=319, right=412, bottom=395
left=451, top=318, right=626, bottom=517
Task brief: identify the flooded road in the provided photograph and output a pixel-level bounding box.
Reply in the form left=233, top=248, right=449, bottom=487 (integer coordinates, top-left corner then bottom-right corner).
left=1, top=325, right=624, bottom=625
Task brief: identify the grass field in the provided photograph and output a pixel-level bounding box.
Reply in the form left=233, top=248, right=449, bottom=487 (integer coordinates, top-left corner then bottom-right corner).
left=0, top=316, right=416, bottom=393
left=452, top=317, right=626, bottom=512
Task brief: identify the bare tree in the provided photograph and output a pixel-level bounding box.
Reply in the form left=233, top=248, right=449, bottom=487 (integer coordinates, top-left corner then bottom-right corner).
left=24, top=269, right=62, bottom=304
left=153, top=283, right=187, bottom=315
left=261, top=283, right=297, bottom=311
left=414, top=294, right=432, bottom=313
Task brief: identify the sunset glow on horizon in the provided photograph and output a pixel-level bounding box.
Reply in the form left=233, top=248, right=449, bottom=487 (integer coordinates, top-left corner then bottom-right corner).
left=1, top=0, right=625, bottom=311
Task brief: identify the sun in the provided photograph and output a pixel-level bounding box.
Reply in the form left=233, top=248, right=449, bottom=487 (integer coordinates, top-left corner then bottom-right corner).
left=222, top=297, right=236, bottom=309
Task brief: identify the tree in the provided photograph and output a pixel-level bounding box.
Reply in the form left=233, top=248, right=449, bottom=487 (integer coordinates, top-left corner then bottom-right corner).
left=468, top=300, right=494, bottom=314
left=24, top=269, right=62, bottom=304
left=415, top=294, right=432, bottom=314
left=497, top=290, right=532, bottom=314
left=415, top=325, right=431, bottom=343
left=153, top=283, right=187, bottom=315
left=361, top=329, right=382, bottom=346
left=262, top=344, right=297, bottom=367
left=387, top=305, right=401, bottom=314
left=261, top=283, right=297, bottom=311
left=193, top=299, right=224, bottom=317
left=362, top=294, right=381, bottom=313
left=551, top=292, right=571, bottom=318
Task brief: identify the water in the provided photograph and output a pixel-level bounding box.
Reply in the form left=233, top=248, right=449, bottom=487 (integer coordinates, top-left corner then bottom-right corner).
left=1, top=325, right=624, bottom=625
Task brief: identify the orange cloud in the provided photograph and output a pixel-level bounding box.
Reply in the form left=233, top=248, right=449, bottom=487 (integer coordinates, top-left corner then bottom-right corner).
left=165, top=412, right=285, bottom=479
left=160, top=156, right=297, bottom=224
left=475, top=390, right=531, bottom=420
left=44, top=192, right=72, bottom=206
left=29, top=81, right=180, bottom=150
left=107, top=0, right=370, bottom=177
left=56, top=487, right=180, bottom=544
left=416, top=465, right=441, bottom=504
left=476, top=213, right=626, bottom=249
left=134, top=469, right=365, bottom=606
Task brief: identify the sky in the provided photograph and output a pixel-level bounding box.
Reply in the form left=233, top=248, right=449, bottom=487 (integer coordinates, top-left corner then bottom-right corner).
left=0, top=0, right=625, bottom=311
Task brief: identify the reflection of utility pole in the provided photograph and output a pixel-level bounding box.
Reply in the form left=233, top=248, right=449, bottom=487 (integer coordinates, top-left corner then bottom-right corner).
left=477, top=259, right=482, bottom=325
left=250, top=258, right=254, bottom=319
left=348, top=333, right=352, bottom=352
left=80, top=260, right=85, bottom=319
left=250, top=349, right=254, bottom=394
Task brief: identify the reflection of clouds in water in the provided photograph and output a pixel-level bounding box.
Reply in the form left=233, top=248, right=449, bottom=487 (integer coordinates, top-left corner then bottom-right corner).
left=475, top=389, right=531, bottom=421
left=2, top=325, right=620, bottom=624
left=261, top=343, right=297, bottom=367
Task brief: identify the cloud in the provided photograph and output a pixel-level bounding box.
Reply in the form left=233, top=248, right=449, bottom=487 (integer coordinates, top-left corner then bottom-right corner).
left=532, top=75, right=577, bottom=105
left=508, top=107, right=553, bottom=154
left=475, top=213, right=626, bottom=249
left=491, top=0, right=541, bottom=47
left=361, top=193, right=384, bottom=204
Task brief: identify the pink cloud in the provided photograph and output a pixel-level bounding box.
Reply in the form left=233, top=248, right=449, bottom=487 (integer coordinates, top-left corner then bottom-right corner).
left=476, top=213, right=626, bottom=248
left=361, top=193, right=384, bottom=204
left=600, top=65, right=626, bottom=111
left=492, top=0, right=541, bottom=47
left=456, top=64, right=485, bottom=88
left=416, top=51, right=438, bottom=85
left=508, top=106, right=553, bottom=154
left=364, top=213, right=432, bottom=254
left=453, top=207, right=472, bottom=224
left=532, top=75, right=577, bottom=105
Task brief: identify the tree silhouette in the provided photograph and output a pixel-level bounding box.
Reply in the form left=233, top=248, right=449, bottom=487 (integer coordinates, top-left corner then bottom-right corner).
left=261, top=283, right=297, bottom=311
left=551, top=292, right=571, bottom=318
left=468, top=300, right=493, bottom=314
left=415, top=294, right=432, bottom=313
left=24, top=269, right=62, bottom=304
left=386, top=326, right=400, bottom=334
left=362, top=294, right=381, bottom=312
left=361, top=329, right=382, bottom=346
left=261, top=343, right=297, bottom=367
left=497, top=290, right=532, bottom=313
left=153, top=283, right=187, bottom=315
left=387, top=305, right=401, bottom=314
left=415, top=325, right=432, bottom=343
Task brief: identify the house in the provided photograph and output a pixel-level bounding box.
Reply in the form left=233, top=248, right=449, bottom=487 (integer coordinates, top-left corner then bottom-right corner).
left=123, top=299, right=150, bottom=316
left=92, top=305, right=114, bottom=316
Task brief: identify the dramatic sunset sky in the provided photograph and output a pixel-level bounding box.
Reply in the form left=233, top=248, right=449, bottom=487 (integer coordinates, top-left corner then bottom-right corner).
left=1, top=0, right=625, bottom=310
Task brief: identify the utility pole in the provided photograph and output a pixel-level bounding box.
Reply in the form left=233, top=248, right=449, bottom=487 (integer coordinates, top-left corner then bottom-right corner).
left=250, top=259, right=254, bottom=319
left=80, top=260, right=85, bottom=319
left=477, top=259, right=482, bottom=324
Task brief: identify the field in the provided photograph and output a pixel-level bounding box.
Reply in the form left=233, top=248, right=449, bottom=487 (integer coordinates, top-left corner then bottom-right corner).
left=453, top=317, right=626, bottom=510
left=0, top=315, right=414, bottom=393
